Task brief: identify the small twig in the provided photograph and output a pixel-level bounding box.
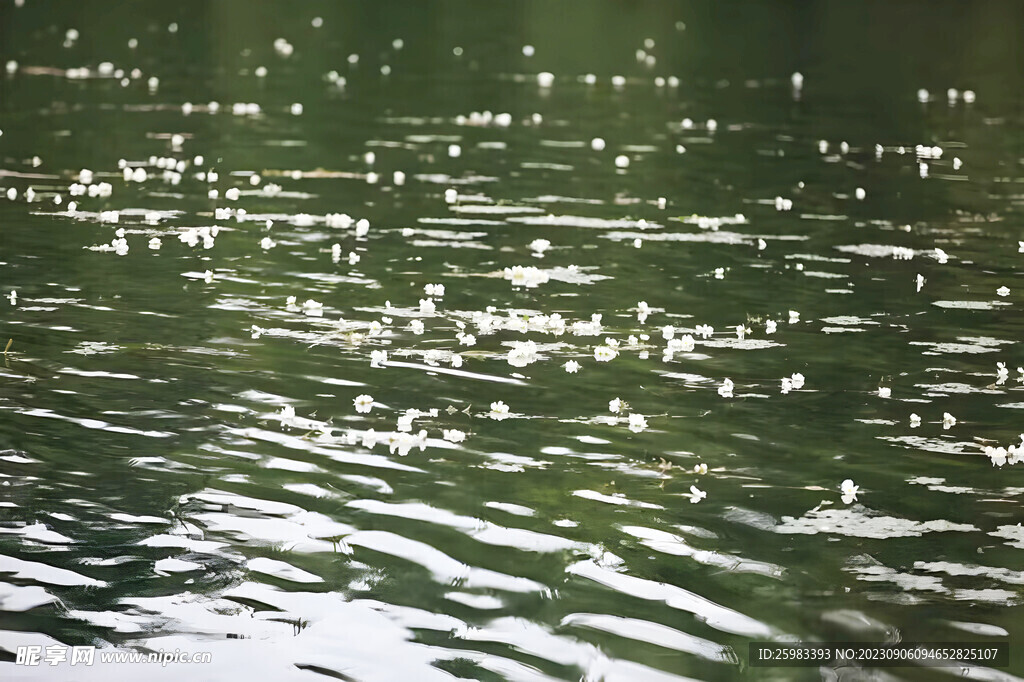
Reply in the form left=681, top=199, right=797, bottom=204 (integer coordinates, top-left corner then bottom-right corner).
left=3, top=338, right=11, bottom=355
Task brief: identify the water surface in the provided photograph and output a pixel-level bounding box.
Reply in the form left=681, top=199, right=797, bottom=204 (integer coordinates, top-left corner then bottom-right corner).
left=1, top=2, right=1023, bottom=680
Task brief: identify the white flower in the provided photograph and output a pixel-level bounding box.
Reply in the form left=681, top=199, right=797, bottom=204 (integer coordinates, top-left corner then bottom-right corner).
left=909, top=413, right=921, bottom=428
left=260, top=237, right=276, bottom=249
left=408, top=320, right=425, bottom=335
left=180, top=228, right=199, bottom=247
left=693, top=463, right=708, bottom=475
left=985, top=446, right=1007, bottom=467
left=508, top=316, right=528, bottom=333
left=443, top=429, right=466, bottom=443
left=563, top=359, right=581, bottom=373
left=888, top=245, right=913, bottom=261
left=662, top=325, right=674, bottom=340
left=389, top=430, right=427, bottom=456
left=788, top=310, right=800, bottom=324
left=450, top=353, right=463, bottom=368
left=609, top=398, right=623, bottom=414
left=840, top=479, right=859, bottom=503
left=765, top=319, right=777, bottom=334
left=424, top=283, right=445, bottom=296
left=148, top=237, right=161, bottom=250
left=714, top=267, right=725, bottom=279
left=781, top=377, right=793, bottom=394
left=791, top=373, right=805, bottom=389
left=718, top=378, right=734, bottom=398
left=419, top=298, right=436, bottom=314
left=504, top=265, right=549, bottom=288
left=355, top=219, right=370, bottom=237
left=458, top=333, right=476, bottom=346
left=916, top=274, right=926, bottom=292
left=688, top=485, right=706, bottom=504
left=489, top=401, right=510, bottom=420
left=370, top=349, right=388, bottom=368
left=507, top=340, right=539, bottom=367
left=529, top=238, right=551, bottom=254
left=594, top=345, right=618, bottom=362
left=362, top=429, right=377, bottom=448
left=997, top=286, right=1010, bottom=297
left=934, top=248, right=948, bottom=264
left=353, top=394, right=373, bottom=413
left=695, top=324, right=714, bottom=339
left=535, top=71, right=556, bottom=87
left=735, top=324, right=751, bottom=340
left=628, top=413, right=648, bottom=433
left=942, top=412, right=956, bottom=429
left=347, top=251, right=360, bottom=265
left=326, top=213, right=353, bottom=229
left=878, top=386, right=891, bottom=399
left=997, top=362, right=1009, bottom=383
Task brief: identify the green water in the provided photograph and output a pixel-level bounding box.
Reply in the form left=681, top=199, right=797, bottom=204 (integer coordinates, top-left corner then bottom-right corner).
left=1, top=2, right=1022, bottom=680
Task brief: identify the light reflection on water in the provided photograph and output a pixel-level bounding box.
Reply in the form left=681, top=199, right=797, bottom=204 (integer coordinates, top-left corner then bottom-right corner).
left=1, top=1, right=1023, bottom=680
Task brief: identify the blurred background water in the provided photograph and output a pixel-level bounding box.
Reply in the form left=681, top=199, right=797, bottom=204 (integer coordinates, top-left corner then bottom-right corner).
left=0, top=1, right=1023, bottom=680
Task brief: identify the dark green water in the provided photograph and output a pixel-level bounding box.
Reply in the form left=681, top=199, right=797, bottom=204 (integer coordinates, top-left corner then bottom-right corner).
left=1, top=2, right=1023, bottom=680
